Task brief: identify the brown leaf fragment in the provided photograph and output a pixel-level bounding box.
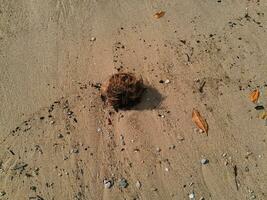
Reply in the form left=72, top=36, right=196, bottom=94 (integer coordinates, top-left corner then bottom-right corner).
left=154, top=11, right=165, bottom=19
left=192, top=109, right=208, bottom=133
left=250, top=89, right=260, bottom=103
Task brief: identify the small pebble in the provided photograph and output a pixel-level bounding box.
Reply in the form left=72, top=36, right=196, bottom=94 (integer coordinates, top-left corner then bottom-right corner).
left=57, top=133, right=64, bottom=138
left=30, top=186, right=37, bottom=191
left=90, top=37, right=96, bottom=41
left=136, top=181, right=141, bottom=189
left=177, top=135, right=185, bottom=141
left=189, top=192, right=195, bottom=199
left=118, top=178, right=128, bottom=188
left=0, top=191, right=6, bottom=196
left=151, top=187, right=158, bottom=191
left=97, top=127, right=102, bottom=133
left=71, top=148, right=79, bottom=154
left=104, top=179, right=113, bottom=189
left=201, top=158, right=209, bottom=165
left=165, top=79, right=170, bottom=84
left=165, top=167, right=169, bottom=172
left=199, top=197, right=205, bottom=200
left=250, top=195, right=256, bottom=199
left=222, top=153, right=227, bottom=157
left=50, top=121, right=55, bottom=124
left=156, top=147, right=161, bottom=152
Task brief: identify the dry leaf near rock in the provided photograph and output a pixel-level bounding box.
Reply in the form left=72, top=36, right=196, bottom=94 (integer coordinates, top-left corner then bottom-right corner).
left=250, top=89, right=260, bottom=103
left=101, top=73, right=145, bottom=110
left=192, top=109, right=208, bottom=134
left=154, top=11, right=165, bottom=19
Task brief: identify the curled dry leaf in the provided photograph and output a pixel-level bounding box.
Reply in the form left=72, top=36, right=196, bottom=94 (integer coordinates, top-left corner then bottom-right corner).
left=192, top=109, right=208, bottom=134
left=154, top=11, right=165, bottom=19
left=250, top=89, right=260, bottom=103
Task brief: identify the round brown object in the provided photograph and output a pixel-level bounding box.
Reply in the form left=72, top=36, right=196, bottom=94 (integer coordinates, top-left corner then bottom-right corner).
left=101, top=73, right=145, bottom=110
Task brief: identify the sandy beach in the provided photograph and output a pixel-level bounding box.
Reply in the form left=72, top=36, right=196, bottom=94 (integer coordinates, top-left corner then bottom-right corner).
left=0, top=0, right=267, bottom=199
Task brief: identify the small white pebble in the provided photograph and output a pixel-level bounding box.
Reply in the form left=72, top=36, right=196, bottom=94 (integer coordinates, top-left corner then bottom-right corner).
left=165, top=167, right=169, bottom=172
left=136, top=181, right=141, bottom=189
left=165, top=79, right=170, bottom=84
left=90, top=37, right=96, bottom=41
left=189, top=192, right=195, bottom=199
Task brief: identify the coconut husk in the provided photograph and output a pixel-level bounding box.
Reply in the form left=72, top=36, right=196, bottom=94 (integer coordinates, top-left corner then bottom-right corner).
left=101, top=73, right=145, bottom=110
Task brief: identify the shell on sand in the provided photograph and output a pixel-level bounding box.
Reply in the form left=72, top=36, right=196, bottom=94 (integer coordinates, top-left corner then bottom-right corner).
left=101, top=73, right=145, bottom=110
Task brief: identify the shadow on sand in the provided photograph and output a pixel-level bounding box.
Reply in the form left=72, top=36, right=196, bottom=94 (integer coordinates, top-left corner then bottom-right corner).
left=131, top=86, right=164, bottom=110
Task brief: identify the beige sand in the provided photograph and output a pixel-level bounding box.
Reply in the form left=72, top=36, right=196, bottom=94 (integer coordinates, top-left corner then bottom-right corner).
left=0, top=0, right=267, bottom=199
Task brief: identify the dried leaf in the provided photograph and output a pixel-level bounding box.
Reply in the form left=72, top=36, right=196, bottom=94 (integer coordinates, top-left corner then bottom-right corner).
left=154, top=11, right=165, bottom=19
left=192, top=109, right=208, bottom=133
left=250, top=89, right=260, bottom=103
left=259, top=111, right=267, bottom=119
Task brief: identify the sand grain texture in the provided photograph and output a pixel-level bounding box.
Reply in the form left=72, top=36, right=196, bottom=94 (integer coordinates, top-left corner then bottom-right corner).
left=0, top=0, right=267, bottom=200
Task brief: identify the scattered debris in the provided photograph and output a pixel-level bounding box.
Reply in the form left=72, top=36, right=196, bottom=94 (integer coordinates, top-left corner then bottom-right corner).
left=192, top=109, right=208, bottom=134
left=154, top=11, right=165, bottom=19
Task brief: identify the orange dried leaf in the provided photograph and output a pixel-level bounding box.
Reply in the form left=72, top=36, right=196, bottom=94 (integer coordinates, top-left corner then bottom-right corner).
left=250, top=89, right=260, bottom=103
left=154, top=11, right=165, bottom=19
left=192, top=109, right=208, bottom=133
